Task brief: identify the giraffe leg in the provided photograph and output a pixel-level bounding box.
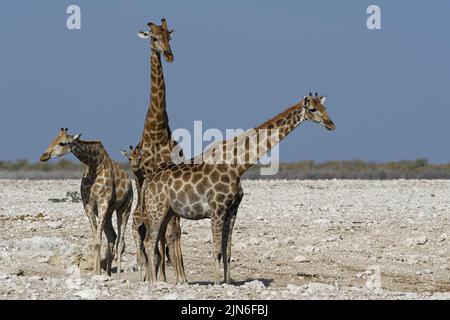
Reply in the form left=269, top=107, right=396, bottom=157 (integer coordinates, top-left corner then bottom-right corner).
left=83, top=202, right=98, bottom=270
left=169, top=215, right=187, bottom=284
left=139, top=223, right=148, bottom=281
left=223, top=191, right=243, bottom=284
left=93, top=201, right=110, bottom=275
left=143, top=229, right=161, bottom=284
left=164, top=216, right=176, bottom=281
left=103, top=213, right=116, bottom=276
left=159, top=231, right=167, bottom=282
left=223, top=212, right=237, bottom=284
left=211, top=215, right=225, bottom=285
left=132, top=216, right=145, bottom=282
left=143, top=205, right=170, bottom=285
left=116, top=196, right=132, bottom=280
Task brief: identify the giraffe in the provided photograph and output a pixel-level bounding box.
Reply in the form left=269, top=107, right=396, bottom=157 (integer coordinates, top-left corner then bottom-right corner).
left=40, top=128, right=133, bottom=279
left=129, top=18, right=186, bottom=283
left=121, top=145, right=184, bottom=282
left=141, top=93, right=336, bottom=284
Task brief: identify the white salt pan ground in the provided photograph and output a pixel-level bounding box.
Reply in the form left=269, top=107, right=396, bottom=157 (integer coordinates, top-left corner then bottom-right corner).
left=0, top=179, right=449, bottom=299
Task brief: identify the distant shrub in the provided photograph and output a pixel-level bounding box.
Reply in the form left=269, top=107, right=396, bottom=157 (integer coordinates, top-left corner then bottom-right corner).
left=2, top=158, right=450, bottom=180
left=0, top=159, right=130, bottom=179
left=66, top=191, right=82, bottom=203
left=48, top=191, right=82, bottom=203
left=243, top=158, right=450, bottom=180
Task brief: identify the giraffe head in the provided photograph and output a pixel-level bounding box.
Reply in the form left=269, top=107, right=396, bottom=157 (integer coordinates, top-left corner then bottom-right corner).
left=40, top=128, right=82, bottom=161
left=121, top=145, right=141, bottom=173
left=138, top=18, right=174, bottom=62
left=302, top=92, right=336, bottom=131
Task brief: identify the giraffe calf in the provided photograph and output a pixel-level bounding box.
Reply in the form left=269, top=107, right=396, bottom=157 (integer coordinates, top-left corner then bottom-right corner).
left=121, top=145, right=186, bottom=283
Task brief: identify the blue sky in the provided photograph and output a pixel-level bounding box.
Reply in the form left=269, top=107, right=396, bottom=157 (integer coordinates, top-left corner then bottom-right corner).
left=0, top=1, right=449, bottom=163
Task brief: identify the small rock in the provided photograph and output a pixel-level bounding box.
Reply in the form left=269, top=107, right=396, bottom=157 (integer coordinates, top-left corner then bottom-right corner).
left=16, top=270, right=25, bottom=277
left=262, top=252, right=272, bottom=260
left=304, top=245, right=320, bottom=254
left=313, top=218, right=331, bottom=226
left=405, top=236, right=428, bottom=247
left=424, top=269, right=433, bottom=275
left=293, top=255, right=310, bottom=263
left=324, top=235, right=342, bottom=242
left=37, top=253, right=53, bottom=264
left=406, top=256, right=418, bottom=266
left=75, top=289, right=99, bottom=300
left=0, top=273, right=10, bottom=280
left=438, top=233, right=448, bottom=242
left=161, top=292, right=179, bottom=300
left=247, top=237, right=261, bottom=246
left=286, top=284, right=302, bottom=292
left=91, top=275, right=110, bottom=282
left=244, top=280, right=265, bottom=289
left=47, top=222, right=64, bottom=230
left=305, top=283, right=334, bottom=292
left=284, top=237, right=295, bottom=246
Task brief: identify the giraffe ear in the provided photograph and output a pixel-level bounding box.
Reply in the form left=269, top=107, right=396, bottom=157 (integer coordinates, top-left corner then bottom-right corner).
left=320, top=96, right=327, bottom=104
left=73, top=133, right=82, bottom=141
left=137, top=31, right=151, bottom=39
left=120, top=150, right=129, bottom=158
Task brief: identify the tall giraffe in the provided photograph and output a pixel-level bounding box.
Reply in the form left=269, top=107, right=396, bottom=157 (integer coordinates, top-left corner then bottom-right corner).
left=141, top=93, right=336, bottom=284
left=40, top=129, right=133, bottom=279
left=130, top=19, right=186, bottom=283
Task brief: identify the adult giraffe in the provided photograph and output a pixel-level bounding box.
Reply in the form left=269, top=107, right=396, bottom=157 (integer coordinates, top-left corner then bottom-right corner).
left=40, top=129, right=133, bottom=279
left=128, top=19, right=186, bottom=283
left=141, top=93, right=336, bottom=284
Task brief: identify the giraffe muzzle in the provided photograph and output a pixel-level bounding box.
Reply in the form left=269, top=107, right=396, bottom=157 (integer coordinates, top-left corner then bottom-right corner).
left=164, top=51, right=174, bottom=62
left=40, top=153, right=51, bottom=162
left=325, top=120, right=336, bottom=131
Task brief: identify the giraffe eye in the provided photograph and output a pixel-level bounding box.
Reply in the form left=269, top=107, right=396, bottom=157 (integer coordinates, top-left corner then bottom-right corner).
left=309, top=108, right=317, bottom=113
left=59, top=142, right=67, bottom=146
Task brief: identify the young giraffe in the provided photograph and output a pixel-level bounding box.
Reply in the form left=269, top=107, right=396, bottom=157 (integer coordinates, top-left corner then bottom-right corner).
left=40, top=129, right=133, bottom=278
left=142, top=93, right=336, bottom=284
left=121, top=145, right=183, bottom=282
left=130, top=19, right=186, bottom=283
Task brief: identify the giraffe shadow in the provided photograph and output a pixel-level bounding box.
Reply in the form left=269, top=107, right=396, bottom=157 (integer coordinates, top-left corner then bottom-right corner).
left=188, top=278, right=273, bottom=287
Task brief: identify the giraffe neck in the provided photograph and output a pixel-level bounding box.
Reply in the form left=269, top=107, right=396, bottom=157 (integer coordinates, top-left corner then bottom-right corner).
left=140, top=49, right=171, bottom=153
left=229, top=102, right=307, bottom=176
left=70, top=140, right=109, bottom=168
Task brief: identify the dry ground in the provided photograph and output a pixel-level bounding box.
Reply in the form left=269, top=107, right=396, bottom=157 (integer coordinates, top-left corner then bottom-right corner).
left=0, top=179, right=449, bottom=299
